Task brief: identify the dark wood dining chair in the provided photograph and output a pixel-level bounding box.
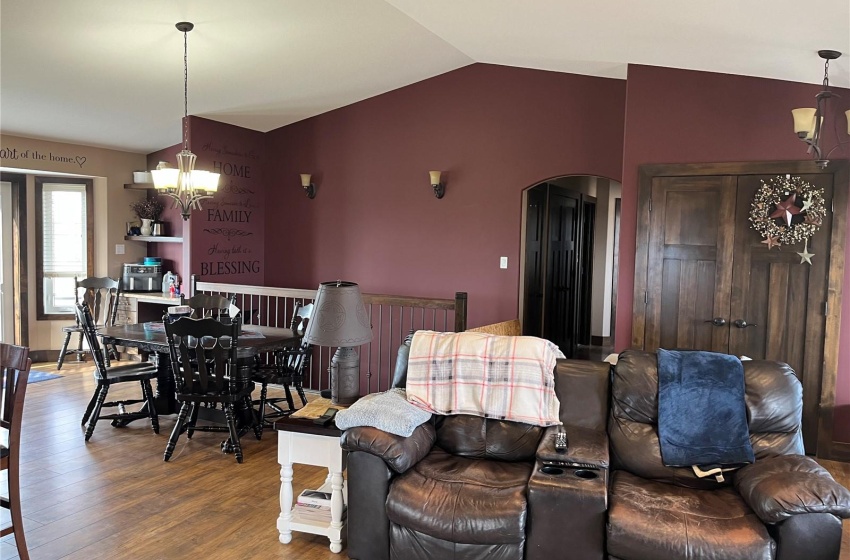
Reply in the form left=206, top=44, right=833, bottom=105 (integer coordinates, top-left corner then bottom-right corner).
left=252, top=303, right=313, bottom=425
left=1, top=343, right=32, bottom=560
left=181, top=293, right=239, bottom=320
left=75, top=303, right=159, bottom=441
left=163, top=314, right=257, bottom=463
left=58, top=276, right=121, bottom=370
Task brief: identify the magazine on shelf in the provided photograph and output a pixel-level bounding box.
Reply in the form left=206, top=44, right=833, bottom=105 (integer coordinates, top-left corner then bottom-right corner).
left=296, top=489, right=332, bottom=506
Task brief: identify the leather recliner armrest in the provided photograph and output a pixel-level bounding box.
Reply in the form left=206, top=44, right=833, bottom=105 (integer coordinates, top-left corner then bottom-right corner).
left=340, top=422, right=436, bottom=474
left=536, top=425, right=610, bottom=468
left=734, top=454, right=850, bottom=524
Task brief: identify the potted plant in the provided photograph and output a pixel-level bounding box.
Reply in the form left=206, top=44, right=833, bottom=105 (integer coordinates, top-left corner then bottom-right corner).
left=130, top=198, right=164, bottom=236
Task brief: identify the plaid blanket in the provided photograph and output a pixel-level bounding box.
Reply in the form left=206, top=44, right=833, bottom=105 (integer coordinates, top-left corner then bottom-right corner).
left=406, top=330, right=564, bottom=426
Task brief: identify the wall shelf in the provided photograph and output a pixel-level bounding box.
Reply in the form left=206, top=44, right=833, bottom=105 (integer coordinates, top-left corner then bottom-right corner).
left=124, top=235, right=182, bottom=243
left=124, top=183, right=155, bottom=190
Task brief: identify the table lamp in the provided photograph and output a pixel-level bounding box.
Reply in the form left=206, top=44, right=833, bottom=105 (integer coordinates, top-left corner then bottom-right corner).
left=303, top=281, right=373, bottom=405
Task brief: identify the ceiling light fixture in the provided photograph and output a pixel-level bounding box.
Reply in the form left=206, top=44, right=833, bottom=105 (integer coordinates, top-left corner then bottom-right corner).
left=150, top=22, right=219, bottom=220
left=791, top=50, right=850, bottom=169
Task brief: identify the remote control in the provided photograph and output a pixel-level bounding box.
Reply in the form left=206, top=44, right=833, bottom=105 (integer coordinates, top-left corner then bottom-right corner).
left=314, top=407, right=338, bottom=426
left=554, top=430, right=568, bottom=453
left=543, top=460, right=599, bottom=469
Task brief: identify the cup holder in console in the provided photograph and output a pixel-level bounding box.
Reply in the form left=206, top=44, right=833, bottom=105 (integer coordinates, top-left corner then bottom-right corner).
left=538, top=465, right=600, bottom=480
left=573, top=469, right=599, bottom=479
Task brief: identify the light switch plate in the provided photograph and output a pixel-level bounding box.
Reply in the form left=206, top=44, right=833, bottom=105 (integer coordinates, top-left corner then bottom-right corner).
left=115, top=244, right=125, bottom=255
left=499, top=256, right=508, bottom=269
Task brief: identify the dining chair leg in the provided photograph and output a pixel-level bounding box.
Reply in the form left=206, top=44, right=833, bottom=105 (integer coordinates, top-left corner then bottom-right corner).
left=258, top=382, right=269, bottom=426
left=57, top=331, right=73, bottom=370
left=85, top=384, right=109, bottom=441
left=186, top=403, right=200, bottom=439
left=224, top=403, right=243, bottom=463
left=75, top=332, right=86, bottom=362
left=7, top=458, right=30, bottom=560
left=141, top=379, right=159, bottom=434
left=81, top=389, right=99, bottom=426
left=294, top=380, right=308, bottom=407
left=283, top=383, right=296, bottom=411
left=164, top=402, right=191, bottom=461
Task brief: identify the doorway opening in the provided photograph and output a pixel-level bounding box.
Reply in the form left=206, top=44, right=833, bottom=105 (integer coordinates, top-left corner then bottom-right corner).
left=519, top=176, right=621, bottom=359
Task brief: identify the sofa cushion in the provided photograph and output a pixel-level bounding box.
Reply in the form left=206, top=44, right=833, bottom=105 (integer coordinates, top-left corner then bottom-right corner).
left=386, top=448, right=531, bottom=544
left=607, top=471, right=774, bottom=560
left=435, top=415, right=543, bottom=461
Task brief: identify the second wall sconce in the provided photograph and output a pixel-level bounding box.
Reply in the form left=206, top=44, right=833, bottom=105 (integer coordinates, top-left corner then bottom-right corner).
left=300, top=173, right=316, bottom=199
left=429, top=170, right=445, bottom=199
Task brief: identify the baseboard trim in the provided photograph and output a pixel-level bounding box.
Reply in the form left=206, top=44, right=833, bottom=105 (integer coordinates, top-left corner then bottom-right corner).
left=590, top=336, right=612, bottom=346
left=826, top=441, right=850, bottom=462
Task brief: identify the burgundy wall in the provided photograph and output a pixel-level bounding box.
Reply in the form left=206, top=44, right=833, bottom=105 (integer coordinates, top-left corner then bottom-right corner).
left=616, top=64, right=850, bottom=441
left=264, top=63, right=626, bottom=328
left=183, top=117, right=267, bottom=287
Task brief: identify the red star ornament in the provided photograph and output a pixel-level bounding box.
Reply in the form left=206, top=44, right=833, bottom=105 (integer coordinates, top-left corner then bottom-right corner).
left=769, top=193, right=801, bottom=227
left=761, top=236, right=781, bottom=250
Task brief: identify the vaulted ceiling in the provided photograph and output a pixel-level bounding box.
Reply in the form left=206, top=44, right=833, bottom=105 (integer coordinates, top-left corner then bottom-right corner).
left=2, top=0, right=848, bottom=153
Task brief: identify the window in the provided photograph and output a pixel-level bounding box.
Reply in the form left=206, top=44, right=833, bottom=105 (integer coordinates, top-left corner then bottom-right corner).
left=35, top=177, right=93, bottom=319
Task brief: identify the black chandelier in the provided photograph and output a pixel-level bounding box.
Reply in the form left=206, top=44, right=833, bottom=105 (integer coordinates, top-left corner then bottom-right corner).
left=791, top=50, right=850, bottom=169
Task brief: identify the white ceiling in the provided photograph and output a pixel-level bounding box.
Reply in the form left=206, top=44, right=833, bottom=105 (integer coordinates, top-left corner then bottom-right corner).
left=1, top=0, right=848, bottom=154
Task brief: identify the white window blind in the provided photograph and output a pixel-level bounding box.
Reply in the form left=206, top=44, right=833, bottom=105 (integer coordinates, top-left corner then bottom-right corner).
left=42, top=182, right=87, bottom=314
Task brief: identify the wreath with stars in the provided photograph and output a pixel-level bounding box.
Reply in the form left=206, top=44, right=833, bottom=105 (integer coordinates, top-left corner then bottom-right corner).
left=748, top=175, right=826, bottom=249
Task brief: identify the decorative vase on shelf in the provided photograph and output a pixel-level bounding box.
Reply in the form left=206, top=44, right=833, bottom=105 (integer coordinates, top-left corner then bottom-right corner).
left=140, top=218, right=153, bottom=236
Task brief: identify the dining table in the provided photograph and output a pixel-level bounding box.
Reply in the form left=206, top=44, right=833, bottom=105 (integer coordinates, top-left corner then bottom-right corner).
left=99, top=321, right=300, bottom=418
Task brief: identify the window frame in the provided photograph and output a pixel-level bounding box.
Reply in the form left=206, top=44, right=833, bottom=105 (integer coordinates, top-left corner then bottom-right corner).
left=35, top=176, right=94, bottom=320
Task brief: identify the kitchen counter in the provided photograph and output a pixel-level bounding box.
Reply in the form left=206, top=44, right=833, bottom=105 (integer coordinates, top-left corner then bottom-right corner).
left=121, top=292, right=182, bottom=304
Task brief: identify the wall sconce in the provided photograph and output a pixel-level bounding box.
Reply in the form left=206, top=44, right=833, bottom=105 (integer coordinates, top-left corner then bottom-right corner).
left=300, top=173, right=316, bottom=199
left=429, top=170, right=445, bottom=199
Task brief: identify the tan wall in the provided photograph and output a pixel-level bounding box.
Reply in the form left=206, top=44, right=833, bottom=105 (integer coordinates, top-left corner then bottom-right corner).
left=0, top=134, right=148, bottom=351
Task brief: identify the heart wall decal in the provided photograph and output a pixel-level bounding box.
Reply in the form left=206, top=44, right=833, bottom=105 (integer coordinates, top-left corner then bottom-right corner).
left=75, top=156, right=86, bottom=167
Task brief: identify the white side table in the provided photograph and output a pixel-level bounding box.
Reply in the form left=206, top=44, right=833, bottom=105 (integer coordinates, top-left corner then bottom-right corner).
left=275, top=418, right=348, bottom=554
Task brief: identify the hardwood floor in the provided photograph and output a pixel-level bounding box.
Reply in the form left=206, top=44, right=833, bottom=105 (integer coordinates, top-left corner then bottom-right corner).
left=1, top=361, right=348, bottom=560
left=2, top=361, right=848, bottom=559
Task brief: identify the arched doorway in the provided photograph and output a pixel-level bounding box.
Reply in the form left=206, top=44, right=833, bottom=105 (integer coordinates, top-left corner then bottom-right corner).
left=520, top=175, right=621, bottom=358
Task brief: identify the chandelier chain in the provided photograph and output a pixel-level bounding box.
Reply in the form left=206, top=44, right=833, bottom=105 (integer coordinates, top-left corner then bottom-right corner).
left=822, top=58, right=830, bottom=88
left=183, top=27, right=189, bottom=150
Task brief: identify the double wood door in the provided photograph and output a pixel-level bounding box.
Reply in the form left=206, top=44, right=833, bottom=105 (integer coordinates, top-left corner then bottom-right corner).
left=632, top=162, right=847, bottom=456
left=524, top=183, right=595, bottom=357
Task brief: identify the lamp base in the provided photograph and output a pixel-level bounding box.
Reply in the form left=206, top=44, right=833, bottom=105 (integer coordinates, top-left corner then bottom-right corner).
left=330, top=346, right=360, bottom=405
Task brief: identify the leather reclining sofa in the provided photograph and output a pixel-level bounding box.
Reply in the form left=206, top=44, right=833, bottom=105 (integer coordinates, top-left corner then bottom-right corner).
left=340, top=344, right=850, bottom=560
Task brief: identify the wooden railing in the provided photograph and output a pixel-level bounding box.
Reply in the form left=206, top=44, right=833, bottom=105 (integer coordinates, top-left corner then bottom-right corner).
left=190, top=276, right=467, bottom=395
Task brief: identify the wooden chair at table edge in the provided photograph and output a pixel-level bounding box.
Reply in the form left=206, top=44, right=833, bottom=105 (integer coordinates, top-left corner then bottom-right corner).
left=1, top=342, right=32, bottom=560
left=57, top=276, right=121, bottom=370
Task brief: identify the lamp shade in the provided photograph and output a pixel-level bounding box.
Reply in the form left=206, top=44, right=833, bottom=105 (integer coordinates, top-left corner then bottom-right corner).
left=303, top=281, right=372, bottom=347
left=792, top=108, right=817, bottom=138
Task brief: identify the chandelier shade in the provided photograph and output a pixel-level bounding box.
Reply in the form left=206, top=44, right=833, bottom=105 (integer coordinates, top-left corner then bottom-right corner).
left=150, top=22, right=219, bottom=220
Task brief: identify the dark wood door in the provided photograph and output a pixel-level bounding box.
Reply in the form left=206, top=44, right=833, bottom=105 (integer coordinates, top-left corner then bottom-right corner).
left=729, top=174, right=834, bottom=452
left=523, top=183, right=595, bottom=357
left=644, top=176, right=735, bottom=353
left=545, top=190, right=580, bottom=354
left=523, top=188, right=546, bottom=338
left=634, top=162, right=847, bottom=456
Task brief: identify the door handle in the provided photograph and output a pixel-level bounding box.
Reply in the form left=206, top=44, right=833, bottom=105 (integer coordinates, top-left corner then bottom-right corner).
left=733, top=319, right=757, bottom=329
left=704, top=317, right=727, bottom=327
